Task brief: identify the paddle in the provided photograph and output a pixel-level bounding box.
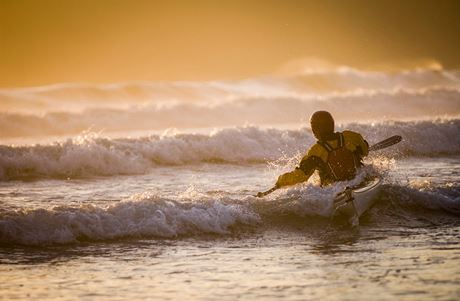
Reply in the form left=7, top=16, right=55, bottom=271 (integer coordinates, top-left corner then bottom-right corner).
left=368, top=135, right=402, bottom=151
left=255, top=135, right=402, bottom=197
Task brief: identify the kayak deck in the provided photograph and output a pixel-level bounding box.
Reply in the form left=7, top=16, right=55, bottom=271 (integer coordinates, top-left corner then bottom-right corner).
left=332, top=178, right=382, bottom=226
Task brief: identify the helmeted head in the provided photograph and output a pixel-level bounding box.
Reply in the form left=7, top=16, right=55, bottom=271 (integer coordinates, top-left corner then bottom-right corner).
left=310, top=111, right=335, bottom=141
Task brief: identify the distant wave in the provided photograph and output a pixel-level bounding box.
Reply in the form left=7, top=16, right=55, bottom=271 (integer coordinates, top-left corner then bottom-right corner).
left=1, top=66, right=460, bottom=139
left=1, top=181, right=458, bottom=246
left=2, top=67, right=459, bottom=114
left=1, top=87, right=460, bottom=138
left=0, top=119, right=459, bottom=181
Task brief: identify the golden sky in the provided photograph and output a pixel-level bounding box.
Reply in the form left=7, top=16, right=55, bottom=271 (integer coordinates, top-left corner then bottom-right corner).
left=1, top=0, right=460, bottom=87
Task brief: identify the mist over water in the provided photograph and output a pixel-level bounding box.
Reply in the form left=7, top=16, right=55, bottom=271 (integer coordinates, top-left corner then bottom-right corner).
left=1, top=66, right=459, bottom=139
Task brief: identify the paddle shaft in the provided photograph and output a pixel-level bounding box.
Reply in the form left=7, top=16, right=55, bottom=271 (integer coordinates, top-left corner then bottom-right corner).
left=255, top=135, right=402, bottom=197
left=368, top=135, right=402, bottom=151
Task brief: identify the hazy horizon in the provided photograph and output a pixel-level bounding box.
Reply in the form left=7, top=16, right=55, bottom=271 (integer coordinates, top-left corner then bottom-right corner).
left=1, top=0, right=460, bottom=87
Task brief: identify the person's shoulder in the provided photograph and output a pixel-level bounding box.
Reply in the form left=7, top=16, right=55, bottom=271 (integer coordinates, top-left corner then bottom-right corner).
left=342, top=129, right=361, bottom=136
left=342, top=130, right=364, bottom=140
left=306, top=142, right=325, bottom=158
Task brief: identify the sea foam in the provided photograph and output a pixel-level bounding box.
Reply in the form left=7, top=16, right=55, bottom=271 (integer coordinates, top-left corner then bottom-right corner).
left=1, top=119, right=459, bottom=181
left=0, top=197, right=259, bottom=245
left=1, top=180, right=458, bottom=246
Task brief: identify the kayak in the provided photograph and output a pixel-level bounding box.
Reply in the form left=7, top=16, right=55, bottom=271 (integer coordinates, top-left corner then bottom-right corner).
left=331, top=177, right=382, bottom=226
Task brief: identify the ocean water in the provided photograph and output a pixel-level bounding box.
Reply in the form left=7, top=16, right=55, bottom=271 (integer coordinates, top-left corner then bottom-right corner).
left=1, top=66, right=460, bottom=300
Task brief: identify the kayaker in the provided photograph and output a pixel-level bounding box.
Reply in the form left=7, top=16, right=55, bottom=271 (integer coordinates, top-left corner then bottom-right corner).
left=274, top=111, right=369, bottom=188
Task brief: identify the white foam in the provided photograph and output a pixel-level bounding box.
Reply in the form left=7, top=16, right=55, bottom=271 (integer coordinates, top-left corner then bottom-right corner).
left=0, top=119, right=459, bottom=181
left=1, top=177, right=459, bottom=246
left=262, top=170, right=369, bottom=218
left=0, top=197, right=260, bottom=245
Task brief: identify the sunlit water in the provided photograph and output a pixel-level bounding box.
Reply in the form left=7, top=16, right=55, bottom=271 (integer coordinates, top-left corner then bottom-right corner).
left=1, top=155, right=459, bottom=300
left=1, top=67, right=460, bottom=300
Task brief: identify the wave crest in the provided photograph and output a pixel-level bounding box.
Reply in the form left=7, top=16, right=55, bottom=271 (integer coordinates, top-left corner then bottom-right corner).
left=1, top=119, right=459, bottom=181
left=1, top=181, right=458, bottom=246
left=0, top=197, right=259, bottom=245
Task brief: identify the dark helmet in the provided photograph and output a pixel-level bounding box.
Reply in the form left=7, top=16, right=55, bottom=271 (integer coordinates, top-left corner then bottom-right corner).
left=310, top=111, right=334, bottom=140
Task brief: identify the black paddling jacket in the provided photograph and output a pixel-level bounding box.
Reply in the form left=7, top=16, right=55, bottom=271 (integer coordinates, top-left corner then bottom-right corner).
left=276, top=131, right=369, bottom=187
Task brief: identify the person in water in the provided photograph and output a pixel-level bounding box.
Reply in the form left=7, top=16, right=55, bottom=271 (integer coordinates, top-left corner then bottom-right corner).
left=275, top=111, right=369, bottom=188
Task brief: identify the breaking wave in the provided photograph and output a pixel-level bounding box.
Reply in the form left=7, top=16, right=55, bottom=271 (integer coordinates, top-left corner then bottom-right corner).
left=0, top=197, right=260, bottom=245
left=1, top=181, right=458, bottom=246
left=1, top=119, right=459, bottom=181
left=1, top=87, right=460, bottom=138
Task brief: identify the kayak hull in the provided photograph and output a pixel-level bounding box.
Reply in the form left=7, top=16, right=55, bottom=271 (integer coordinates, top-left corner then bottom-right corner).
left=332, top=178, right=382, bottom=226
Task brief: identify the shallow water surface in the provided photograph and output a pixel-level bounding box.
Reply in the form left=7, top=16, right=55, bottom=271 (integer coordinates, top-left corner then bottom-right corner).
left=1, top=226, right=459, bottom=301
left=1, top=154, right=459, bottom=300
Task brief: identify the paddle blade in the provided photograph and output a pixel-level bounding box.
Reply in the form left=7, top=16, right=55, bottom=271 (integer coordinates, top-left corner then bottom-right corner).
left=369, top=135, right=402, bottom=151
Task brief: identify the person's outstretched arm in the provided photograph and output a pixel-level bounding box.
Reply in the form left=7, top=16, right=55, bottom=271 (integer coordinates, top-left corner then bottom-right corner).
left=275, top=155, right=320, bottom=187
